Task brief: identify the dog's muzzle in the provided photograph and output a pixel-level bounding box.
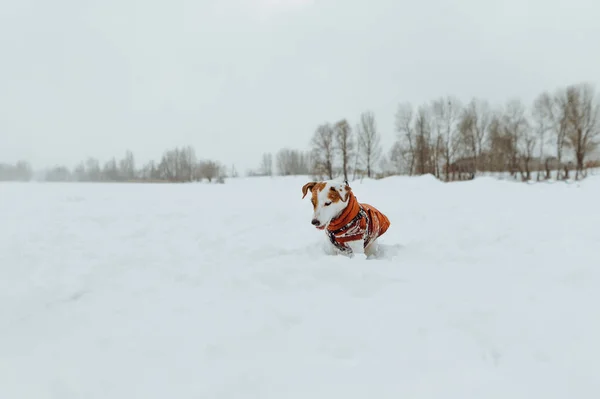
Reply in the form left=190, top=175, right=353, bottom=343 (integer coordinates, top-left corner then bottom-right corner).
left=311, top=219, right=325, bottom=230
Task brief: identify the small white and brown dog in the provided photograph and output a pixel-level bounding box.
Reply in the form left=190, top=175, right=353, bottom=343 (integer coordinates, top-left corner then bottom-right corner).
left=302, top=179, right=391, bottom=258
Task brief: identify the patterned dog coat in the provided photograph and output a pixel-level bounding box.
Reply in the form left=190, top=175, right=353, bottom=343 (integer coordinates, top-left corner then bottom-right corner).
left=324, top=191, right=390, bottom=254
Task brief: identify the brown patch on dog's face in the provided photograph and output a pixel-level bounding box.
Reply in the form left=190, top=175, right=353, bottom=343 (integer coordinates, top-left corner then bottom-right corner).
left=327, top=186, right=343, bottom=203
left=327, top=183, right=352, bottom=203
left=310, top=182, right=326, bottom=210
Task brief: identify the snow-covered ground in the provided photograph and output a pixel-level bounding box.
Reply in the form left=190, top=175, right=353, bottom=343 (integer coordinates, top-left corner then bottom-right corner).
left=1, top=175, right=599, bottom=398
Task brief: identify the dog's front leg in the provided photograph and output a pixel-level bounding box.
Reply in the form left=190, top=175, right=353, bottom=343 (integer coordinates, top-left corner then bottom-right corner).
left=346, top=239, right=367, bottom=259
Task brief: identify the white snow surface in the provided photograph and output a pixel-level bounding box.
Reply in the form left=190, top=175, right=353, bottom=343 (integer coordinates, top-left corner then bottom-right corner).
left=1, top=175, right=599, bottom=398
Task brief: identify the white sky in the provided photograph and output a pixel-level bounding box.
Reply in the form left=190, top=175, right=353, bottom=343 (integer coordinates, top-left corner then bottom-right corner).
left=1, top=0, right=599, bottom=172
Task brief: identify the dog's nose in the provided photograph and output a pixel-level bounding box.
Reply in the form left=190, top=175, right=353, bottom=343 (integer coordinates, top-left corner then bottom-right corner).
left=311, top=219, right=320, bottom=226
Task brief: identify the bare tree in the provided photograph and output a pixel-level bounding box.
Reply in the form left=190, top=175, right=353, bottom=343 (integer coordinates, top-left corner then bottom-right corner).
left=547, top=89, right=571, bottom=179
left=532, top=93, right=553, bottom=160
left=520, top=131, right=537, bottom=181
left=487, top=115, right=511, bottom=174
left=158, top=148, right=179, bottom=181
left=259, top=153, right=273, bottom=176
left=154, top=146, right=197, bottom=182
left=310, top=123, right=335, bottom=179
left=119, top=150, right=136, bottom=181
left=102, top=157, right=119, bottom=181
left=458, top=98, right=492, bottom=174
left=432, top=96, right=462, bottom=181
left=198, top=160, right=223, bottom=182
left=141, top=160, right=160, bottom=181
left=501, top=99, right=530, bottom=178
left=532, top=92, right=554, bottom=179
left=334, top=119, right=354, bottom=182
left=563, top=83, right=600, bottom=179
left=356, top=110, right=382, bottom=178
left=517, top=109, right=537, bottom=182
left=414, top=105, right=434, bottom=175
left=179, top=146, right=197, bottom=182
left=394, top=102, right=415, bottom=175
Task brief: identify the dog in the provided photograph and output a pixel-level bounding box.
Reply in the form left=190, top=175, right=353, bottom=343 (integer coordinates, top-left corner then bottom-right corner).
left=302, top=179, right=390, bottom=258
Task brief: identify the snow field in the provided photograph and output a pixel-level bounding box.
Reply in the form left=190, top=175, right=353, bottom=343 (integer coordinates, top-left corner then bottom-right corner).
left=1, top=175, right=599, bottom=398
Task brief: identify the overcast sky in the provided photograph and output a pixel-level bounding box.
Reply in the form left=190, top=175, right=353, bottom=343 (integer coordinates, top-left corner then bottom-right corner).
left=1, top=0, right=599, bottom=172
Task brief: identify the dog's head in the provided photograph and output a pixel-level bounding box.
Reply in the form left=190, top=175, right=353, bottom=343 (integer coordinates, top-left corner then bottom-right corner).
left=301, top=180, right=352, bottom=229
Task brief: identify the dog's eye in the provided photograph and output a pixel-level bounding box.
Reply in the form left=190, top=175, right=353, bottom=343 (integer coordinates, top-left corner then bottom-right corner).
left=324, top=201, right=332, bottom=206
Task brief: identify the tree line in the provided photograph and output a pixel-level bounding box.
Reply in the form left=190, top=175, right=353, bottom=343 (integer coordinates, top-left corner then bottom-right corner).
left=251, top=81, right=600, bottom=182
left=3, top=82, right=599, bottom=184
left=0, top=146, right=230, bottom=183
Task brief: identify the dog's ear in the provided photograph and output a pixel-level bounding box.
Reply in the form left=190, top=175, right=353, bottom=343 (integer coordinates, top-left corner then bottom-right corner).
left=340, top=181, right=352, bottom=202
left=301, top=182, right=317, bottom=199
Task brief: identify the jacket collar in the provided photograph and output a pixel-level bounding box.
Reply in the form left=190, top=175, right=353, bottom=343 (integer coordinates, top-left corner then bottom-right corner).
left=327, top=191, right=360, bottom=232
